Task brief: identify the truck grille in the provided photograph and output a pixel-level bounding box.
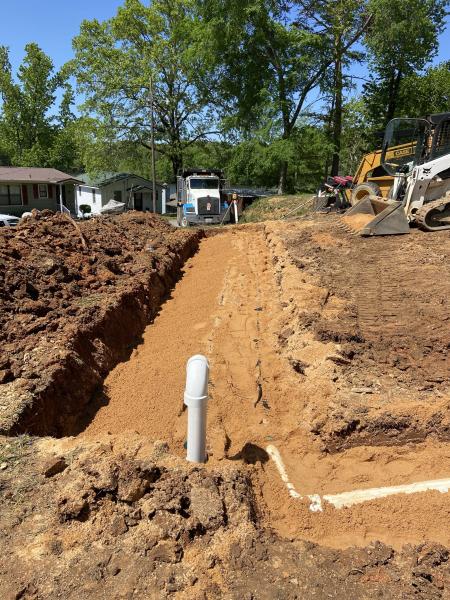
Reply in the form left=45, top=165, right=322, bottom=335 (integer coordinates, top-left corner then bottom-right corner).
left=197, top=196, right=220, bottom=215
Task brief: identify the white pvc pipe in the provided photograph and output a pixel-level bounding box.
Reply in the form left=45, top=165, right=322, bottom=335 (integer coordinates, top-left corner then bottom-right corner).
left=184, top=355, right=209, bottom=463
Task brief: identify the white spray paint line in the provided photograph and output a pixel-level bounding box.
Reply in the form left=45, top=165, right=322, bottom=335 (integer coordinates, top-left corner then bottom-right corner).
left=266, top=444, right=450, bottom=513
left=266, top=445, right=301, bottom=499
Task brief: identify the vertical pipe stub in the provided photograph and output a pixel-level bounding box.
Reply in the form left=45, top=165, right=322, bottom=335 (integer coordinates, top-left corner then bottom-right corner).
left=184, top=355, right=209, bottom=463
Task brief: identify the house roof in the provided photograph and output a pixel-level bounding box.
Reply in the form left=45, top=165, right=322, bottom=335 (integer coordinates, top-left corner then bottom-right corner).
left=0, top=167, right=82, bottom=184
left=76, top=172, right=116, bottom=187
left=76, top=172, right=164, bottom=189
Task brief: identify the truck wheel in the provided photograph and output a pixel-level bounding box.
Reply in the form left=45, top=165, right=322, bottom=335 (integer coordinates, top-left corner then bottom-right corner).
left=351, top=182, right=381, bottom=206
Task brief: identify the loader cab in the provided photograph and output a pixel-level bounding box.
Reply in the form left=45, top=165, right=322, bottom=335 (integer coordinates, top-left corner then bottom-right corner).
left=381, top=118, right=430, bottom=176
left=429, top=113, right=450, bottom=161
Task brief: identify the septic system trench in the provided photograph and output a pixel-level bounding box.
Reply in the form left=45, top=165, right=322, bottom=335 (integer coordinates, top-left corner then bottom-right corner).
left=71, top=223, right=450, bottom=550
left=3, top=213, right=448, bottom=550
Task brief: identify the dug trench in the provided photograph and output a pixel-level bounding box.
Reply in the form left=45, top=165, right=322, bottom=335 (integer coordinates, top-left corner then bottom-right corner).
left=0, top=211, right=204, bottom=437
left=2, top=212, right=450, bottom=598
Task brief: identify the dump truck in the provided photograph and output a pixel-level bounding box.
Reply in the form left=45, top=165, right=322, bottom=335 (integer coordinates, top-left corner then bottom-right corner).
left=343, top=112, right=450, bottom=235
left=176, top=168, right=231, bottom=227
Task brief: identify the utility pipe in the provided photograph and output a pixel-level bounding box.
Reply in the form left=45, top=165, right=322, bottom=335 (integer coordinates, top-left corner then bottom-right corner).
left=184, top=355, right=209, bottom=463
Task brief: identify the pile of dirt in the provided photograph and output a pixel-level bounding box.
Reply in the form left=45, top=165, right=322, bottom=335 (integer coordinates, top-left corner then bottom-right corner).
left=340, top=211, right=374, bottom=232
left=0, top=211, right=202, bottom=436
left=275, top=217, right=450, bottom=450
left=1, top=434, right=449, bottom=599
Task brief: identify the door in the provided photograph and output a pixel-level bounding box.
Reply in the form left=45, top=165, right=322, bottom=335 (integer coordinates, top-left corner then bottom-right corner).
left=134, top=192, right=143, bottom=211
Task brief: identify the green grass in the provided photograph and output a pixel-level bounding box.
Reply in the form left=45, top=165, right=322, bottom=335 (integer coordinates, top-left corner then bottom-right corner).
left=0, top=435, right=33, bottom=467
left=240, top=193, right=315, bottom=223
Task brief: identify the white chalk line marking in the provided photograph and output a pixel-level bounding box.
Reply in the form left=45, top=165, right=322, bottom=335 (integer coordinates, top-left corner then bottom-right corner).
left=266, top=444, right=450, bottom=512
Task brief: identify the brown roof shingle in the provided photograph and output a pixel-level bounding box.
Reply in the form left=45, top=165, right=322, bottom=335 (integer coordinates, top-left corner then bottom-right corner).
left=0, top=167, right=82, bottom=184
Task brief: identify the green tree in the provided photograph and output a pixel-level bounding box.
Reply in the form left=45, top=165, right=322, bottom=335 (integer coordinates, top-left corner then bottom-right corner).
left=398, top=61, right=450, bottom=117
left=0, top=43, right=56, bottom=164
left=364, top=0, right=447, bottom=128
left=0, top=43, right=81, bottom=171
left=296, top=1, right=367, bottom=176
left=72, top=0, right=216, bottom=180
left=198, top=0, right=371, bottom=191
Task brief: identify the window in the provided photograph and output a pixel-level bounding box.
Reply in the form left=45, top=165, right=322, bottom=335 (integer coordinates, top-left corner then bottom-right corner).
left=92, top=189, right=96, bottom=204
left=0, top=184, right=22, bottom=205
left=38, top=184, right=48, bottom=199
left=189, top=178, right=219, bottom=190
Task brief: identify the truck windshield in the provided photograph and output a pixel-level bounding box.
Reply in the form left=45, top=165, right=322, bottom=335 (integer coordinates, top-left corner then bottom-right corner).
left=381, top=118, right=429, bottom=176
left=189, top=178, right=219, bottom=190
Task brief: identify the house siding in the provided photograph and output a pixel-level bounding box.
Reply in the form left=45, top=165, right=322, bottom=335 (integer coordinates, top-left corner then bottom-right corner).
left=76, top=185, right=101, bottom=216
left=0, top=182, right=76, bottom=216
left=100, top=176, right=164, bottom=213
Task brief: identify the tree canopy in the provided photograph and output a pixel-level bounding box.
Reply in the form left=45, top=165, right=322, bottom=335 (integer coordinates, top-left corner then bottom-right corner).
left=0, top=43, right=81, bottom=171
left=0, top=0, right=449, bottom=192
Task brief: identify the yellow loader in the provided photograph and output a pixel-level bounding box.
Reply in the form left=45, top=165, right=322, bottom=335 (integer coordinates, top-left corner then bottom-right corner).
left=343, top=113, right=450, bottom=235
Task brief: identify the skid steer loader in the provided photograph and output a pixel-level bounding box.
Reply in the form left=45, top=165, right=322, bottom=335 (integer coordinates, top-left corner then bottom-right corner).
left=343, top=113, right=450, bottom=235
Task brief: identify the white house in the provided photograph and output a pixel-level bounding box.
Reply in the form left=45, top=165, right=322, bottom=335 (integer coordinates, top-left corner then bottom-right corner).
left=76, top=172, right=167, bottom=215
left=75, top=174, right=102, bottom=217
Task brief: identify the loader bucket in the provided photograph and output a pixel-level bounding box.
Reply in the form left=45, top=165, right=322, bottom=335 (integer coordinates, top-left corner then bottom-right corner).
left=341, top=197, right=410, bottom=236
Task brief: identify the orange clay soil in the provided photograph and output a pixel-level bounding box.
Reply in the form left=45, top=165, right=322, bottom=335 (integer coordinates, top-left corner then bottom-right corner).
left=340, top=211, right=375, bottom=232
left=79, top=218, right=450, bottom=550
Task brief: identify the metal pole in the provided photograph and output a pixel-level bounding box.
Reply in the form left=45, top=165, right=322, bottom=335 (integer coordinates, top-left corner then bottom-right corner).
left=149, top=74, right=157, bottom=213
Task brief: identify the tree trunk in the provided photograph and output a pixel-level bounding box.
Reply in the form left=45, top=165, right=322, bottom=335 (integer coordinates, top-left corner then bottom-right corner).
left=386, top=69, right=402, bottom=124
left=171, top=148, right=183, bottom=180
left=278, top=160, right=288, bottom=195
left=330, top=33, right=343, bottom=177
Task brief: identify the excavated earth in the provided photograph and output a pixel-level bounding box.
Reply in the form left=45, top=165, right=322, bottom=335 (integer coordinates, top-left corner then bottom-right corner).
left=1, top=212, right=450, bottom=599
left=0, top=211, right=203, bottom=436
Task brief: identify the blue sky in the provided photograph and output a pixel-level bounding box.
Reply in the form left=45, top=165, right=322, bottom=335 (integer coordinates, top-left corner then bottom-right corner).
left=1, top=0, right=450, bottom=109
left=2, top=0, right=124, bottom=73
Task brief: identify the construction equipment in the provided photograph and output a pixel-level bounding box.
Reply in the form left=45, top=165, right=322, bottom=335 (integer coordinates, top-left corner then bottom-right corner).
left=314, top=175, right=353, bottom=211
left=343, top=113, right=450, bottom=235
left=314, top=150, right=392, bottom=212
left=176, top=168, right=230, bottom=227
left=349, top=150, right=393, bottom=205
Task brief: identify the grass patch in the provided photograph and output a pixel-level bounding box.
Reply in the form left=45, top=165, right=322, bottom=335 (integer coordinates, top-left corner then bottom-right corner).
left=0, top=435, right=33, bottom=467
left=241, top=194, right=314, bottom=223
left=75, top=293, right=105, bottom=307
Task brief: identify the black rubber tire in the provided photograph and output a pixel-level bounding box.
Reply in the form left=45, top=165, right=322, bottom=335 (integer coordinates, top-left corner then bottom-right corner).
left=351, top=182, right=382, bottom=206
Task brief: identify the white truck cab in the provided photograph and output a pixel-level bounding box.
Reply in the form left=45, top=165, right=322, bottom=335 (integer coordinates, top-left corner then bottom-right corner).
left=176, top=168, right=230, bottom=226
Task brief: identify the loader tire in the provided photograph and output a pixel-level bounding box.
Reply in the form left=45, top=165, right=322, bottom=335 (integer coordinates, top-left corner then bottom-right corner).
left=351, top=182, right=381, bottom=206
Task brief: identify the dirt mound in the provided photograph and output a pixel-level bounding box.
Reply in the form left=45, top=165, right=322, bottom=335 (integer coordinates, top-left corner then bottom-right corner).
left=1, top=435, right=449, bottom=599
left=0, top=212, right=202, bottom=436
left=277, top=217, right=450, bottom=450
left=341, top=211, right=374, bottom=231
